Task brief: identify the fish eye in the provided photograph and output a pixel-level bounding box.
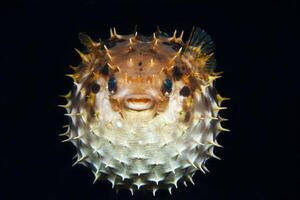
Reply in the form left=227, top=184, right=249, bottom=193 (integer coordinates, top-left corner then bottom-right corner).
left=162, top=78, right=173, bottom=96
left=108, top=76, right=117, bottom=94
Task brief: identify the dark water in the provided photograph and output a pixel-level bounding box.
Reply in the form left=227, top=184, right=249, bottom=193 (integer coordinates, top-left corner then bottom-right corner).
left=1, top=0, right=299, bottom=199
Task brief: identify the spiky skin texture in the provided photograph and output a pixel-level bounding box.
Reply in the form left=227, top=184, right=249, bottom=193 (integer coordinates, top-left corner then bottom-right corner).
left=60, top=27, right=229, bottom=195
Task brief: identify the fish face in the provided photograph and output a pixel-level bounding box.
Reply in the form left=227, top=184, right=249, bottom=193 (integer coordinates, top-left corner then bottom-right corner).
left=102, top=37, right=181, bottom=117
left=60, top=27, right=229, bottom=195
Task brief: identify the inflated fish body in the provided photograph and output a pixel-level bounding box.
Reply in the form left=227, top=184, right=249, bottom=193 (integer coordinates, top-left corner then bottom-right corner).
left=60, top=27, right=229, bottom=195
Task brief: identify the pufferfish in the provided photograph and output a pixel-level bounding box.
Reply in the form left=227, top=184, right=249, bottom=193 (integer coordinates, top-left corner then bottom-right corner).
left=60, top=27, right=229, bottom=195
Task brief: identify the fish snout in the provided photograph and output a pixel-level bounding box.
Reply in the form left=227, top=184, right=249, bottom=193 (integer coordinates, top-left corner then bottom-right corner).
left=124, top=94, right=155, bottom=111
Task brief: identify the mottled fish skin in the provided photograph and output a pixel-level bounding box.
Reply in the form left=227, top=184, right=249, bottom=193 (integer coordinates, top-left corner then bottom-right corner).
left=60, top=27, right=229, bottom=195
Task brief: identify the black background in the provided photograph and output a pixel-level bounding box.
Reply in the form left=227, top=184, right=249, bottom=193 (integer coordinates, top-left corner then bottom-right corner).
left=1, top=0, right=299, bottom=199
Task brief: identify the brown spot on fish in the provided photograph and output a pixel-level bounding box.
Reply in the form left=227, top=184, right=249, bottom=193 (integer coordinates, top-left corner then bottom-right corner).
left=180, top=86, right=190, bottom=97
left=172, top=66, right=183, bottom=80
left=100, top=64, right=109, bottom=75
left=91, top=83, right=100, bottom=93
left=184, top=111, right=191, bottom=122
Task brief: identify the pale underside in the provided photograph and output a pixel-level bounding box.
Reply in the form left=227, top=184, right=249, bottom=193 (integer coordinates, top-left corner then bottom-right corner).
left=66, top=82, right=221, bottom=193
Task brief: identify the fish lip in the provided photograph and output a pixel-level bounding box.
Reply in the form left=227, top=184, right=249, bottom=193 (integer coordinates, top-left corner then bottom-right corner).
left=124, top=94, right=155, bottom=111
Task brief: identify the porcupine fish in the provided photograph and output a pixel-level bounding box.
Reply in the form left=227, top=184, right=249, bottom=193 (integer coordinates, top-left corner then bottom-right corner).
left=60, top=27, right=229, bottom=195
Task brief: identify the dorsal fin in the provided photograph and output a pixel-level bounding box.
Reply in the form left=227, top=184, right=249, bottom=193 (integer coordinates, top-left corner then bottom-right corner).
left=186, top=27, right=216, bottom=72
left=187, top=27, right=215, bottom=54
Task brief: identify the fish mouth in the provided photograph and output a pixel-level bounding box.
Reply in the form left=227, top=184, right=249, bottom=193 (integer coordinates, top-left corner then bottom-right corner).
left=124, top=94, right=155, bottom=111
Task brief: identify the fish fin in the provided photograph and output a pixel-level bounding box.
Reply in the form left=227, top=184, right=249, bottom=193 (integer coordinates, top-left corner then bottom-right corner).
left=186, top=27, right=216, bottom=72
